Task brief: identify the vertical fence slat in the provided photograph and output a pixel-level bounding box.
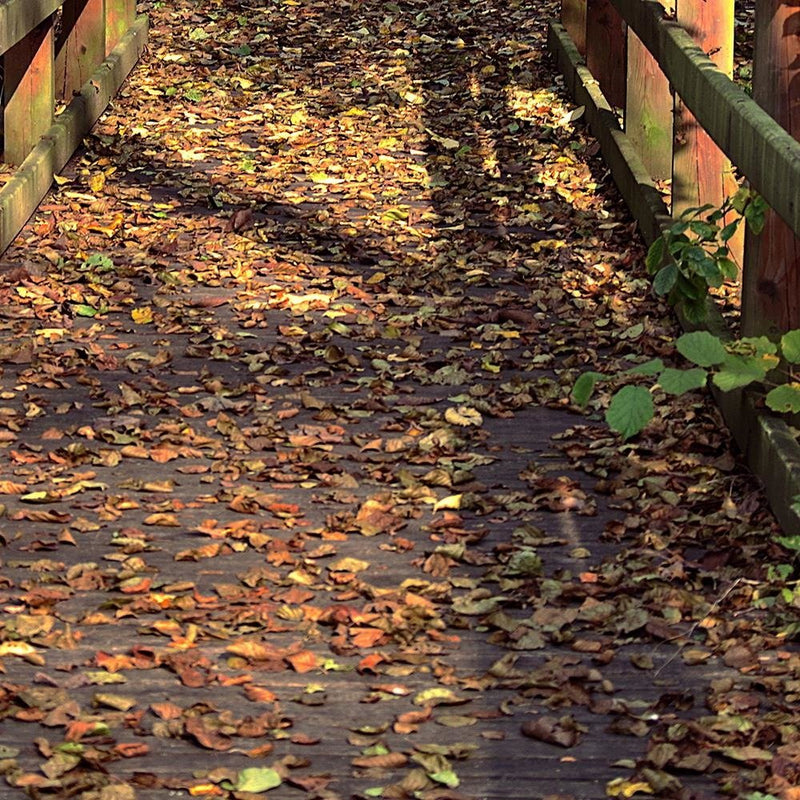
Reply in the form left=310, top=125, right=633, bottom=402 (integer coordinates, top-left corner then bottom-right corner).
left=55, top=0, right=106, bottom=101
left=3, top=18, right=55, bottom=166
left=562, top=0, right=587, bottom=56
left=671, top=0, right=741, bottom=263
left=742, top=2, right=800, bottom=336
left=625, top=19, right=673, bottom=181
left=105, top=0, right=137, bottom=55
left=586, top=0, right=627, bottom=110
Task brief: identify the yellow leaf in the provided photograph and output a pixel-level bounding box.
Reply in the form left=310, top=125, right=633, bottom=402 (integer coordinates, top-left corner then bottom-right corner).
left=433, top=494, right=462, bottom=512
left=445, top=406, right=482, bottom=427
left=606, top=778, right=654, bottom=798
left=89, top=173, right=106, bottom=193
left=131, top=307, right=154, bottom=324
left=329, top=557, right=370, bottom=573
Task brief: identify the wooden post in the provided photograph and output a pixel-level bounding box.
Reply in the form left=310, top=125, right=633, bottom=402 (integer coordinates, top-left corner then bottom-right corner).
left=55, top=0, right=106, bottom=101
left=105, top=0, right=137, bottom=55
left=672, top=0, right=741, bottom=263
left=586, top=0, right=627, bottom=110
left=562, top=0, right=587, bottom=56
left=625, top=1, right=675, bottom=181
left=742, top=2, right=800, bottom=336
left=3, top=18, right=55, bottom=166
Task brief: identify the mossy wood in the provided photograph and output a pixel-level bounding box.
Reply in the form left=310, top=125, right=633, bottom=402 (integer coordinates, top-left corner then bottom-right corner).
left=671, top=0, right=742, bottom=267
left=742, top=1, right=800, bottom=337
left=561, top=0, right=587, bottom=55
left=55, top=0, right=106, bottom=101
left=106, top=0, right=137, bottom=54
left=0, top=0, right=63, bottom=53
left=625, top=22, right=672, bottom=181
left=607, top=0, right=800, bottom=241
left=3, top=20, right=55, bottom=166
left=586, top=0, right=627, bottom=110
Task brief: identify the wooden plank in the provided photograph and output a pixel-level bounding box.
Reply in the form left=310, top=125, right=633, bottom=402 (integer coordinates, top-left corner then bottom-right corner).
left=608, top=0, right=800, bottom=241
left=625, top=7, right=673, bottom=181
left=0, top=0, right=63, bottom=55
left=0, top=15, right=148, bottom=253
left=672, top=0, right=742, bottom=269
left=55, top=0, right=106, bottom=101
left=105, top=0, right=137, bottom=55
left=562, top=0, right=587, bottom=55
left=3, top=19, right=55, bottom=166
left=742, top=0, right=800, bottom=336
left=586, top=0, right=627, bottom=110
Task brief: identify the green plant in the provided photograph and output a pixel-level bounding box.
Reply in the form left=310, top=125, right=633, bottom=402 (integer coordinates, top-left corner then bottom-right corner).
left=647, top=187, right=767, bottom=323
left=573, top=329, right=800, bottom=440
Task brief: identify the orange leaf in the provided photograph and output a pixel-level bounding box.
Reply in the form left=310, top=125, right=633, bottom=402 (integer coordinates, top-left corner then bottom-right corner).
left=244, top=685, right=278, bottom=703
left=150, top=702, right=183, bottom=720
left=286, top=650, right=320, bottom=673
left=113, top=742, right=150, bottom=758
left=350, top=627, right=386, bottom=648
left=357, top=653, right=386, bottom=674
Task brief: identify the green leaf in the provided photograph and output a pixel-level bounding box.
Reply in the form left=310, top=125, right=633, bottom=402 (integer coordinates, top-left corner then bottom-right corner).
left=658, top=368, right=708, bottom=395
left=718, top=257, right=738, bottom=280
left=653, top=263, right=677, bottom=295
left=234, top=768, right=282, bottom=792
left=719, top=220, right=739, bottom=242
left=781, top=330, right=800, bottom=364
left=712, top=354, right=767, bottom=392
left=675, top=331, right=727, bottom=367
left=571, top=372, right=603, bottom=407
left=605, top=385, right=654, bottom=440
left=646, top=237, right=666, bottom=273
left=736, top=336, right=778, bottom=357
left=626, top=358, right=664, bottom=376
left=777, top=535, right=800, bottom=552
left=430, top=770, right=460, bottom=788
left=73, top=303, right=99, bottom=318
left=744, top=198, right=767, bottom=235
left=765, top=384, right=800, bottom=413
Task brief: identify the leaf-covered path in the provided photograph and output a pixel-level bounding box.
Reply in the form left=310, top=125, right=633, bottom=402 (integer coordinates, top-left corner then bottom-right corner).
left=0, top=1, right=797, bottom=799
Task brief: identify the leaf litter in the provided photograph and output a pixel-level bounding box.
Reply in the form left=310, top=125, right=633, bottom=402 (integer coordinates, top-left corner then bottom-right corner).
left=0, top=0, right=795, bottom=798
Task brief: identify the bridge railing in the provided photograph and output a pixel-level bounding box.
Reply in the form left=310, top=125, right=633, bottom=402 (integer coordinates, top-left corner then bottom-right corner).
left=0, top=0, right=147, bottom=254
left=550, top=1, right=800, bottom=338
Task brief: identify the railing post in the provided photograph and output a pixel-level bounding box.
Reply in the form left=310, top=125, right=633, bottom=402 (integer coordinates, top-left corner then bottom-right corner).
left=2, top=18, right=55, bottom=166
left=742, top=2, right=800, bottom=336
left=625, top=2, right=674, bottom=181
left=562, top=0, right=587, bottom=55
left=586, top=0, right=627, bottom=110
left=55, top=0, right=106, bottom=101
left=672, top=0, right=740, bottom=262
left=105, top=0, right=137, bottom=55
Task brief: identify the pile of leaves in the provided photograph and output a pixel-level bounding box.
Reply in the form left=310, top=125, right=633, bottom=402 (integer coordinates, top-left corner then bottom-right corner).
left=0, top=0, right=795, bottom=799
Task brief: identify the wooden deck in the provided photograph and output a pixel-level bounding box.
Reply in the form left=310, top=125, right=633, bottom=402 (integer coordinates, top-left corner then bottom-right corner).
left=0, top=1, right=789, bottom=798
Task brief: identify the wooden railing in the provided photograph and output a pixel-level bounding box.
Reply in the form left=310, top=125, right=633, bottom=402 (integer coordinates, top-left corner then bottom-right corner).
left=0, top=0, right=148, bottom=255
left=550, top=1, right=800, bottom=530
left=549, top=0, right=800, bottom=338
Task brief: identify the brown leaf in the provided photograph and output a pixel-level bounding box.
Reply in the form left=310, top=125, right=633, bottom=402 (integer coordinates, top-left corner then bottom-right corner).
left=521, top=716, right=582, bottom=748
left=184, top=717, right=233, bottom=751
left=351, top=752, right=408, bottom=769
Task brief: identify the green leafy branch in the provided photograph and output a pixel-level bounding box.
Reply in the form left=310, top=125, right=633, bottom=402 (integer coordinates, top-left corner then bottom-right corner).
left=646, top=187, right=767, bottom=323
left=572, top=329, right=800, bottom=440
